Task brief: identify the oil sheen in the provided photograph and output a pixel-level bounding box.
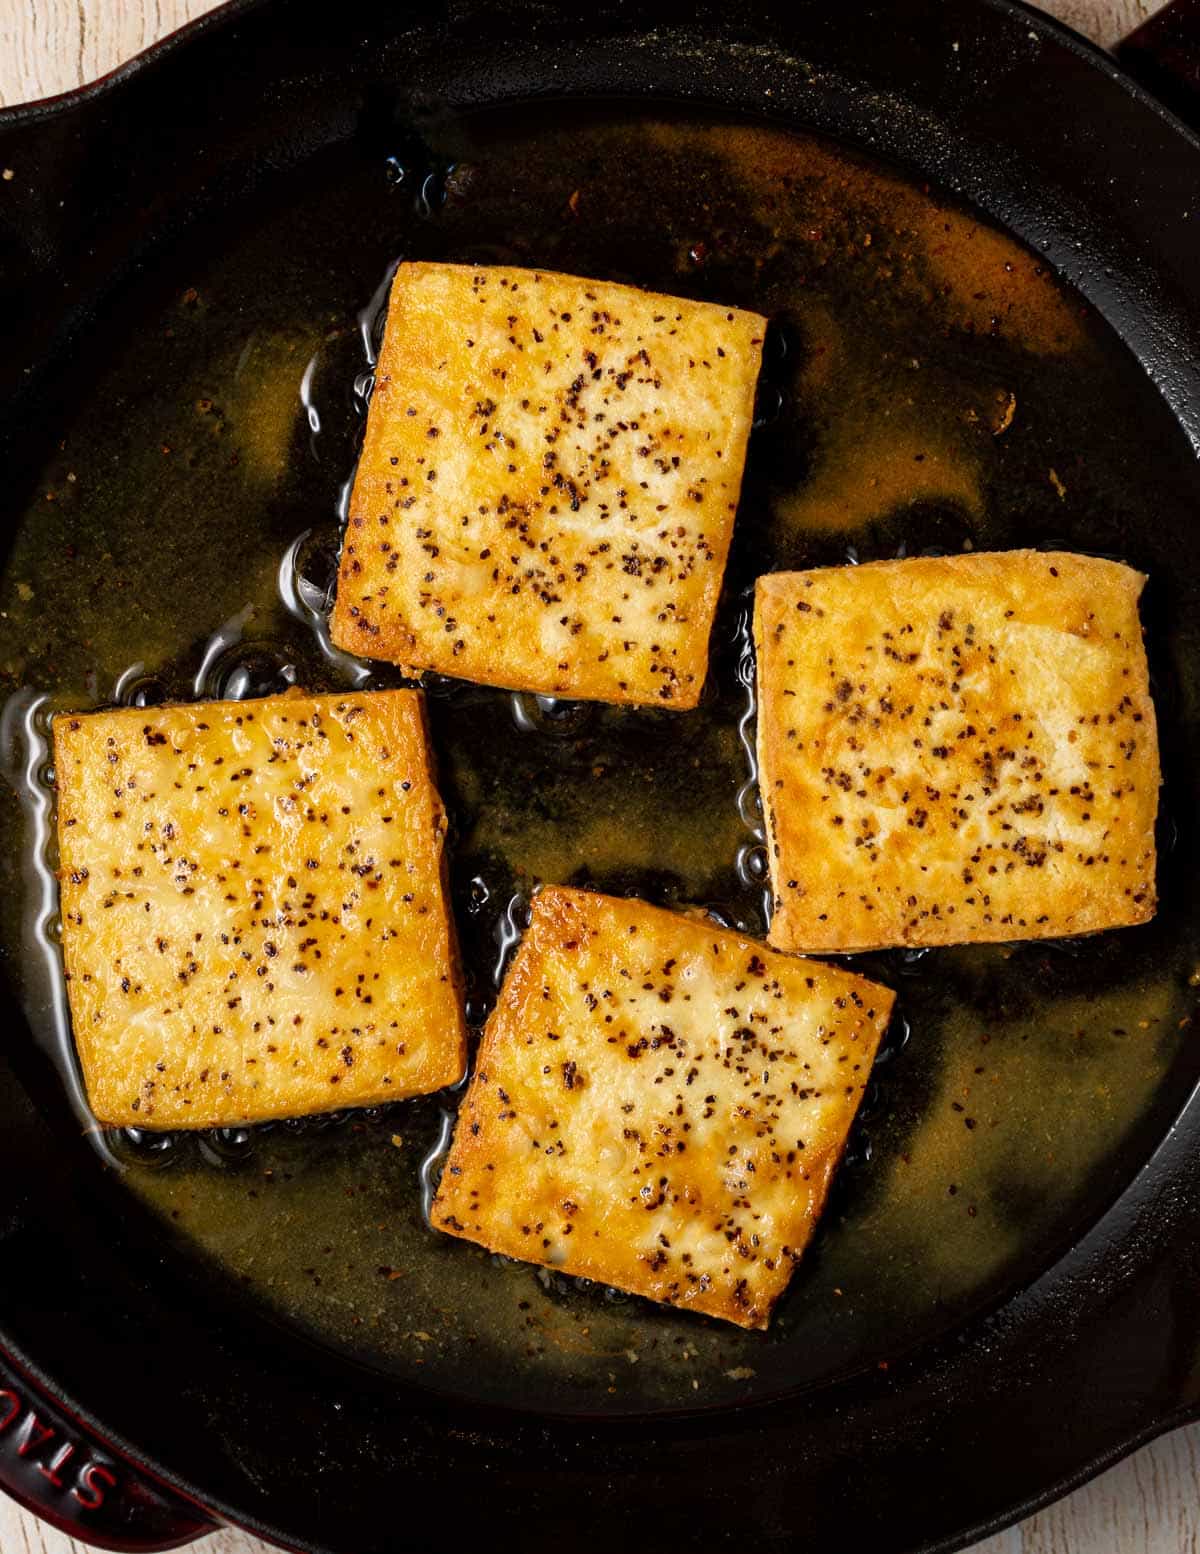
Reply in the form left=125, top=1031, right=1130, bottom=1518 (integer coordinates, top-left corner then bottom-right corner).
left=0, top=104, right=1198, bottom=1415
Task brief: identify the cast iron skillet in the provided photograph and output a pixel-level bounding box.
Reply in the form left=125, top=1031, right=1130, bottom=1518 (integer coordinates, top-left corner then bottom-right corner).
left=2, top=1, right=1200, bottom=1549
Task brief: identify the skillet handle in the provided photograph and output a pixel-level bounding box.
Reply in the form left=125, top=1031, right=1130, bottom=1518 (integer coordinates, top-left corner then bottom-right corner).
left=0, top=1347, right=214, bottom=1550
left=1116, top=0, right=1200, bottom=123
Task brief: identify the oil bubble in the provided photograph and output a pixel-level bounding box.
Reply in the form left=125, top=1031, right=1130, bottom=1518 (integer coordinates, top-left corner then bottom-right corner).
left=752, top=381, right=784, bottom=430
left=278, top=531, right=375, bottom=690
left=353, top=370, right=375, bottom=411
left=211, top=644, right=297, bottom=702
left=299, top=351, right=322, bottom=455
left=702, top=901, right=752, bottom=933
left=493, top=892, right=530, bottom=987
left=420, top=671, right=488, bottom=705
left=114, top=661, right=169, bottom=708
left=291, top=527, right=340, bottom=615
left=507, top=694, right=532, bottom=732
left=732, top=608, right=765, bottom=839
left=875, top=1011, right=912, bottom=1066
left=198, top=1126, right=257, bottom=1168
left=764, top=318, right=792, bottom=370
left=510, top=692, right=594, bottom=739
left=736, top=841, right=770, bottom=887
left=464, top=995, right=491, bottom=1027
left=891, top=947, right=932, bottom=976
left=418, top=170, right=446, bottom=218
left=358, top=257, right=400, bottom=369
left=419, top=1108, right=455, bottom=1228
left=736, top=780, right=764, bottom=834
left=129, top=679, right=167, bottom=708
left=109, top=1126, right=179, bottom=1170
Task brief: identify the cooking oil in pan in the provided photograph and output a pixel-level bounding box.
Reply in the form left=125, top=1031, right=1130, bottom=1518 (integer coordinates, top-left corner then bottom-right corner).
left=1, top=104, right=1198, bottom=1414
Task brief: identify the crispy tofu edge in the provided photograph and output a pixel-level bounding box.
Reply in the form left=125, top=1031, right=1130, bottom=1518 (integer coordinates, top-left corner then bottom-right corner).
left=329, top=263, right=424, bottom=674
left=755, top=553, right=1161, bottom=954
left=432, top=884, right=895, bottom=1330
left=52, top=688, right=469, bottom=1129
left=404, top=686, right=471, bottom=1092
left=330, top=262, right=767, bottom=709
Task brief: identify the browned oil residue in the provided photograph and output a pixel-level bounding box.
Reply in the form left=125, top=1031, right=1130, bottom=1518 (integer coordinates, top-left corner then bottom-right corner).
left=667, top=123, right=1085, bottom=352
left=649, top=122, right=1084, bottom=537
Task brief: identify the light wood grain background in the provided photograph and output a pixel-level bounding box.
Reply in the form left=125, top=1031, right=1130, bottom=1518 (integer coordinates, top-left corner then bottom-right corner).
left=0, top=0, right=1196, bottom=1551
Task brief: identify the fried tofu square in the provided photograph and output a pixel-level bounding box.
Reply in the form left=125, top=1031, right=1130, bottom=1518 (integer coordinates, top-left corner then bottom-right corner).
left=431, top=886, right=893, bottom=1330
left=754, top=551, right=1160, bottom=953
left=330, top=262, right=765, bottom=708
left=53, top=689, right=466, bottom=1129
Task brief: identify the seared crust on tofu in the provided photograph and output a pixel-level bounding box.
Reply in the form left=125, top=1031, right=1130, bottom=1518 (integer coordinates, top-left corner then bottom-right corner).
left=54, top=690, right=466, bottom=1128
left=432, top=886, right=893, bottom=1330
left=330, top=262, right=765, bottom=708
left=754, top=551, right=1160, bottom=953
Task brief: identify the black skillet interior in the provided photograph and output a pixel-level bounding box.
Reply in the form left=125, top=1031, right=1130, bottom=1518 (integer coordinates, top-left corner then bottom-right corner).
left=2, top=1, right=1200, bottom=1550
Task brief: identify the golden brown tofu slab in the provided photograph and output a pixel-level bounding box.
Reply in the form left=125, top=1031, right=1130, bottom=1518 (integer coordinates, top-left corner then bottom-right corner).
left=330, top=262, right=765, bottom=708
left=755, top=551, right=1160, bottom=953
left=431, top=886, right=893, bottom=1329
left=53, top=689, right=466, bottom=1128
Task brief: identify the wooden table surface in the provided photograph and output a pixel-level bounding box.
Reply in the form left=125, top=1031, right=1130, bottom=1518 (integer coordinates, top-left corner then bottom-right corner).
left=0, top=0, right=1197, bottom=1550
